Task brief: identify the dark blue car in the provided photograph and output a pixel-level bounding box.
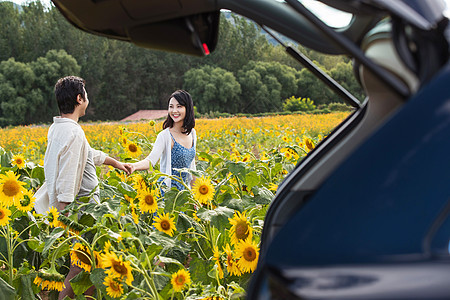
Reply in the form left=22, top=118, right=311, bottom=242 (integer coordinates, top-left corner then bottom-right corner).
left=52, top=0, right=450, bottom=298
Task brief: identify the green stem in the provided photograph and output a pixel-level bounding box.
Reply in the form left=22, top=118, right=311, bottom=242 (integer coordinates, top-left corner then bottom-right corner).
left=128, top=283, right=154, bottom=297
left=176, top=231, right=208, bottom=240
left=132, top=238, right=161, bottom=299
left=234, top=175, right=243, bottom=198
left=130, top=260, right=159, bottom=299
left=6, top=225, right=13, bottom=285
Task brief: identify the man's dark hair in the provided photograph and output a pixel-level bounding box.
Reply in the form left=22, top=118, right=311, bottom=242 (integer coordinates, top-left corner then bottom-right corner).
left=54, top=76, right=86, bottom=114
left=163, top=90, right=195, bottom=135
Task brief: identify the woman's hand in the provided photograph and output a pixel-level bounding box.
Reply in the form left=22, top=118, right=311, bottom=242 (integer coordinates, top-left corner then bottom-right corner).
left=124, top=163, right=136, bottom=174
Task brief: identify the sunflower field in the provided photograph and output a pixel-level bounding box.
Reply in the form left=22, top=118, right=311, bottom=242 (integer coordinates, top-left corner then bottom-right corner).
left=0, top=112, right=348, bottom=299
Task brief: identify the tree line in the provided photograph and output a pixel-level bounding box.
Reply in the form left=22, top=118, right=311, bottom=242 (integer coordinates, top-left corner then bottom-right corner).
left=0, top=1, right=364, bottom=126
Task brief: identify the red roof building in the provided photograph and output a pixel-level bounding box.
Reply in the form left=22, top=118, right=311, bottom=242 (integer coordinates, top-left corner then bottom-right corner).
left=121, top=110, right=168, bottom=121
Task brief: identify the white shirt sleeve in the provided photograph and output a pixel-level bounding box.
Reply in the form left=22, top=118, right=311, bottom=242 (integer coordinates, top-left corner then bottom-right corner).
left=90, top=145, right=107, bottom=166
left=146, top=130, right=167, bottom=167
left=55, top=132, right=86, bottom=203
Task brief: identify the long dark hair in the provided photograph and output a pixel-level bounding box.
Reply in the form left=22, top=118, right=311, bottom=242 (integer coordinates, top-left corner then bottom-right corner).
left=163, top=90, right=195, bottom=135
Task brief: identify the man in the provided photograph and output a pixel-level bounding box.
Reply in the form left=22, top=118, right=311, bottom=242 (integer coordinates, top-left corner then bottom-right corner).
left=44, top=76, right=129, bottom=299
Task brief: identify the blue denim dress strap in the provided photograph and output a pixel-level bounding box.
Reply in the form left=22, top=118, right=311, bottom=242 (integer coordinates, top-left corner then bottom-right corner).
left=170, top=132, right=195, bottom=191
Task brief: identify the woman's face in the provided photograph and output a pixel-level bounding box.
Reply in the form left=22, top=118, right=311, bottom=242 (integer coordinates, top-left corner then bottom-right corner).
left=168, top=97, right=186, bottom=124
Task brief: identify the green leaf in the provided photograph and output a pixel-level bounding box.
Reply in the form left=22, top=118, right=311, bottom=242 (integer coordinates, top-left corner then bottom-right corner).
left=212, top=157, right=224, bottom=169
left=176, top=212, right=194, bottom=233
left=117, top=182, right=137, bottom=197
left=30, top=165, right=45, bottom=184
left=227, top=162, right=246, bottom=179
left=220, top=196, right=252, bottom=212
left=198, top=151, right=214, bottom=162
left=189, top=255, right=214, bottom=285
left=252, top=186, right=274, bottom=205
left=245, top=171, right=260, bottom=190
left=197, top=206, right=234, bottom=229
left=89, top=268, right=108, bottom=297
left=70, top=271, right=92, bottom=296
left=0, top=276, right=15, bottom=299
left=0, top=151, right=12, bottom=168
left=271, top=162, right=283, bottom=176
left=196, top=160, right=209, bottom=172
left=27, top=239, right=44, bottom=252
left=163, top=189, right=189, bottom=213
left=42, top=227, right=65, bottom=256
left=78, top=213, right=95, bottom=227
left=90, top=202, right=118, bottom=220
left=11, top=272, right=34, bottom=300
left=156, top=256, right=184, bottom=267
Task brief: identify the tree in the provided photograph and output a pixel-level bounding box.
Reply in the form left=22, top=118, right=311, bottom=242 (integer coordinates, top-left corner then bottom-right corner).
left=205, top=13, right=270, bottom=74
left=0, top=50, right=80, bottom=126
left=183, top=65, right=241, bottom=114
left=237, top=61, right=299, bottom=113
left=0, top=2, right=23, bottom=62
left=329, top=61, right=365, bottom=101
left=296, top=64, right=334, bottom=106
left=0, top=58, right=38, bottom=126
left=30, top=49, right=81, bottom=123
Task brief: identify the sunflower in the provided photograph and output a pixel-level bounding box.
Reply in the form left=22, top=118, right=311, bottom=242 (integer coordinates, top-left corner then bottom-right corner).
left=11, top=154, right=26, bottom=169
left=241, top=153, right=251, bottom=163
left=70, top=243, right=93, bottom=272
left=15, top=189, right=35, bottom=212
left=153, top=212, right=176, bottom=237
left=223, top=243, right=241, bottom=276
left=33, top=267, right=65, bottom=291
left=103, top=240, right=113, bottom=252
left=235, top=238, right=259, bottom=273
left=138, top=187, right=159, bottom=213
left=102, top=251, right=134, bottom=285
left=125, top=141, right=142, bottom=158
left=284, top=151, right=293, bottom=160
left=0, top=171, right=26, bottom=207
left=46, top=207, right=61, bottom=228
left=213, top=246, right=224, bottom=279
left=171, top=269, right=191, bottom=292
left=228, top=211, right=253, bottom=245
left=103, top=275, right=124, bottom=298
left=191, top=176, right=215, bottom=205
left=303, top=136, right=315, bottom=152
left=123, top=195, right=134, bottom=203
left=268, top=183, right=278, bottom=192
left=131, top=174, right=146, bottom=190
left=129, top=201, right=139, bottom=224
left=0, top=206, right=11, bottom=226
left=148, top=120, right=156, bottom=127
left=120, top=136, right=128, bottom=147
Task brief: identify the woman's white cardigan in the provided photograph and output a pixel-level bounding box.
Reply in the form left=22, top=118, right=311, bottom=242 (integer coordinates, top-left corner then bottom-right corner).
left=145, top=128, right=197, bottom=187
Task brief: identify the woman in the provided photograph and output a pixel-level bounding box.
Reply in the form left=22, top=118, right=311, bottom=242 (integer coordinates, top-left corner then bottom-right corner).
left=126, top=90, right=196, bottom=192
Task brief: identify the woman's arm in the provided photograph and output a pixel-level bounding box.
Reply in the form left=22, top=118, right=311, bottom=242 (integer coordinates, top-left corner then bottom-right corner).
left=125, top=130, right=167, bottom=174
left=125, top=159, right=150, bottom=173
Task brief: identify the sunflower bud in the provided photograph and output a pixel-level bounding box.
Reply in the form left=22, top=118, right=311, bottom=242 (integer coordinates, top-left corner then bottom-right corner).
left=58, top=215, right=85, bottom=235
left=33, top=267, right=65, bottom=291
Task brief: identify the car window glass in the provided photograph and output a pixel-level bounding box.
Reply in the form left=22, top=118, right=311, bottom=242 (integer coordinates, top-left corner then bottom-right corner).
left=296, top=0, right=353, bottom=28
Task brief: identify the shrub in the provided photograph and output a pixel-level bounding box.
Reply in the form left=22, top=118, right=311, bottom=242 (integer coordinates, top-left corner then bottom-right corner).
left=327, top=102, right=353, bottom=112
left=283, top=96, right=316, bottom=112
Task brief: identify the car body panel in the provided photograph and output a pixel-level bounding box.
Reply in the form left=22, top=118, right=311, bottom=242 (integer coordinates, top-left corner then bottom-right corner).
left=248, top=62, right=450, bottom=299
